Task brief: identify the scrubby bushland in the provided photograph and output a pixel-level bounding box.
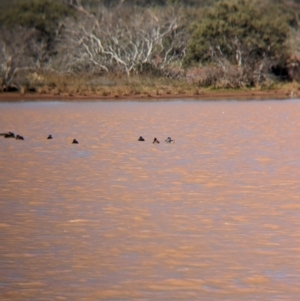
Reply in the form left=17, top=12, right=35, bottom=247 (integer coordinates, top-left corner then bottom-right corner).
left=0, top=0, right=75, bottom=88
left=66, top=0, right=219, bottom=8
left=1, top=0, right=300, bottom=93
left=0, top=0, right=190, bottom=91
left=0, top=0, right=73, bottom=36
left=184, top=0, right=296, bottom=87
left=55, top=4, right=188, bottom=76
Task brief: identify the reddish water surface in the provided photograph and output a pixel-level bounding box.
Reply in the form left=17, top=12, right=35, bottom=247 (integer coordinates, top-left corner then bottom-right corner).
left=1, top=100, right=300, bottom=301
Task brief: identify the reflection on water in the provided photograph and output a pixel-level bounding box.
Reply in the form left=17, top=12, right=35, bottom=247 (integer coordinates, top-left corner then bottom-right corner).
left=1, top=99, right=300, bottom=300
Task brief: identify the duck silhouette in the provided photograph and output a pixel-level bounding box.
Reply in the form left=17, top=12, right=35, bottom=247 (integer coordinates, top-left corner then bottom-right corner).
left=165, top=137, right=175, bottom=143
left=72, top=139, right=79, bottom=144
left=16, top=134, right=24, bottom=140
left=47, top=135, right=53, bottom=139
left=138, top=136, right=145, bottom=141
left=153, top=137, right=160, bottom=144
left=2, top=132, right=15, bottom=138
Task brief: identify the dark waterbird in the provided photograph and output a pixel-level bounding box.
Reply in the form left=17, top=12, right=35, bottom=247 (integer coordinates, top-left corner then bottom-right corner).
left=165, top=137, right=175, bottom=143
left=138, top=136, right=145, bottom=141
left=1, top=132, right=15, bottom=138
left=72, top=139, right=79, bottom=144
left=16, top=135, right=24, bottom=140
left=153, top=137, right=160, bottom=144
left=47, top=135, right=53, bottom=139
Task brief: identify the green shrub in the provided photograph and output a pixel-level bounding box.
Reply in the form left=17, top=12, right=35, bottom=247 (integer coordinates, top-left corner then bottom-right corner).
left=184, top=0, right=291, bottom=68
left=0, top=0, right=74, bottom=37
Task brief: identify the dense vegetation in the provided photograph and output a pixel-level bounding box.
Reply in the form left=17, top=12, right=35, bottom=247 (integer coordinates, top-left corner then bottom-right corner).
left=184, top=0, right=296, bottom=87
left=1, top=0, right=300, bottom=94
left=0, top=0, right=74, bottom=36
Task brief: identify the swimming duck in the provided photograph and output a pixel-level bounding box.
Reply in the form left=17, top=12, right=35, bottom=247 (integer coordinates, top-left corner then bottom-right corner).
left=16, top=134, right=24, bottom=140
left=153, top=137, right=160, bottom=144
left=2, top=132, right=15, bottom=138
left=47, top=135, right=53, bottom=139
left=138, top=136, right=145, bottom=141
left=165, top=137, right=175, bottom=143
left=72, top=139, right=79, bottom=144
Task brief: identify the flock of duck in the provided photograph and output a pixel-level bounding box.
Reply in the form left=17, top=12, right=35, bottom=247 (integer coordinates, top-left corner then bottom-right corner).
left=139, top=136, right=175, bottom=144
left=0, top=132, right=79, bottom=144
left=0, top=132, right=24, bottom=140
left=1, top=132, right=174, bottom=145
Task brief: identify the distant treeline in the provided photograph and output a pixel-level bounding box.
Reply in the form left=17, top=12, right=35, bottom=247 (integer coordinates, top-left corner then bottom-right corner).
left=1, top=0, right=300, bottom=92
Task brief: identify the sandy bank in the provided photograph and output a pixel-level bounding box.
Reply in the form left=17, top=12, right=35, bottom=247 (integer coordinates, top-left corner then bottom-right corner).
left=0, top=89, right=296, bottom=101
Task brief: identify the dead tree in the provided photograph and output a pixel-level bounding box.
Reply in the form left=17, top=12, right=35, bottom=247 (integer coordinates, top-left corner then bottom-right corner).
left=58, top=5, right=187, bottom=76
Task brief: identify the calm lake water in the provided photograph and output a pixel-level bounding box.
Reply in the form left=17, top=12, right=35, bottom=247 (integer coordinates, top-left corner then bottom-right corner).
left=1, top=99, right=300, bottom=301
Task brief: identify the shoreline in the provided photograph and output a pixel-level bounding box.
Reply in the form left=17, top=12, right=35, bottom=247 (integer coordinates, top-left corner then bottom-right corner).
left=0, top=89, right=296, bottom=101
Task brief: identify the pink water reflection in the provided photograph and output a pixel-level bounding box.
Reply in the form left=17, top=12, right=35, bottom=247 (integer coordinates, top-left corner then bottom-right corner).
left=1, top=100, right=300, bottom=300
